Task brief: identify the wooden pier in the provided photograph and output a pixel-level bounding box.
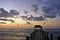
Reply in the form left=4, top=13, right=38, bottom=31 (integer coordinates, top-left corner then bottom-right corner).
left=26, top=25, right=53, bottom=40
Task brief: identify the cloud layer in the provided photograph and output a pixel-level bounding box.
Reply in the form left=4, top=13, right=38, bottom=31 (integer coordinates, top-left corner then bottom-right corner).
left=0, top=0, right=60, bottom=23
left=0, top=18, right=15, bottom=23
left=0, top=8, right=19, bottom=17
left=42, top=0, right=60, bottom=18
left=0, top=22, right=6, bottom=24
left=27, top=15, right=45, bottom=21
left=20, top=15, right=45, bottom=21
left=32, top=5, right=38, bottom=14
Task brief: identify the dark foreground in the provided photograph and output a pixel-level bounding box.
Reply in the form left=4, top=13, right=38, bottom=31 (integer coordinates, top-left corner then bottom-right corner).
left=26, top=25, right=60, bottom=40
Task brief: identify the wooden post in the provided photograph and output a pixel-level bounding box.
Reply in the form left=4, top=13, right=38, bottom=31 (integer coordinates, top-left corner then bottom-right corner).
left=26, top=36, right=29, bottom=40
left=46, top=32, right=49, bottom=40
left=50, top=34, right=53, bottom=40
left=30, top=33, right=32, bottom=40
left=57, top=36, right=60, bottom=40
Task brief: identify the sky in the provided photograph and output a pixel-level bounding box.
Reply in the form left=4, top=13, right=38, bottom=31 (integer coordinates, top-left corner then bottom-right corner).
left=0, top=0, right=60, bottom=29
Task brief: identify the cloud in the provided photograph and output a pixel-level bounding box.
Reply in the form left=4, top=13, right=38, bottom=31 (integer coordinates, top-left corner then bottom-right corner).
left=0, top=8, right=19, bottom=17
left=26, top=22, right=31, bottom=24
left=9, top=10, right=19, bottom=17
left=34, top=16, right=45, bottom=21
left=27, top=15, right=34, bottom=20
left=8, top=19, right=14, bottom=23
left=27, top=15, right=45, bottom=21
left=0, top=8, right=9, bottom=17
left=24, top=10, right=28, bottom=14
left=43, top=13, right=57, bottom=18
left=31, top=5, right=38, bottom=13
left=42, top=0, right=60, bottom=18
left=0, top=22, right=6, bottom=24
left=0, top=18, right=15, bottom=23
left=20, top=15, right=45, bottom=22
left=20, top=16, right=27, bottom=20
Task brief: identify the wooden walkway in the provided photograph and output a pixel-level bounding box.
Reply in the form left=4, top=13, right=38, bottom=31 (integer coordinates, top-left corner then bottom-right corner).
left=26, top=25, right=53, bottom=40
left=30, top=30, right=48, bottom=40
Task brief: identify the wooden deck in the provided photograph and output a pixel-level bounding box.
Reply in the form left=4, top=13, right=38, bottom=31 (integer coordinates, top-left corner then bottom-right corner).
left=26, top=25, right=53, bottom=40
left=26, top=30, right=53, bottom=40
left=30, top=30, right=49, bottom=40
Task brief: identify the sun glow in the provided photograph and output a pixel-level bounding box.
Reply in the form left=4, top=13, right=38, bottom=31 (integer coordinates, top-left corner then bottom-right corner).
left=14, top=18, right=26, bottom=24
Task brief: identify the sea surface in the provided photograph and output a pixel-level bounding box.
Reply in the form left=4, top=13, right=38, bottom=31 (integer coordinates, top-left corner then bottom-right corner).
left=0, top=28, right=60, bottom=40
left=0, top=29, right=33, bottom=40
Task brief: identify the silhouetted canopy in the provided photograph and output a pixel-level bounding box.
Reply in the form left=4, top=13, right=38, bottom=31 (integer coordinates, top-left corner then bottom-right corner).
left=34, top=25, right=42, bottom=29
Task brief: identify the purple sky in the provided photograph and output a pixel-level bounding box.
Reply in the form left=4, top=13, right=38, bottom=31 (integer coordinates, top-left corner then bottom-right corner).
left=0, top=0, right=60, bottom=29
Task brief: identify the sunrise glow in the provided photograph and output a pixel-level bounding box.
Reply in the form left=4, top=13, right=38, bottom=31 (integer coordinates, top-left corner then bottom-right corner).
left=0, top=0, right=60, bottom=29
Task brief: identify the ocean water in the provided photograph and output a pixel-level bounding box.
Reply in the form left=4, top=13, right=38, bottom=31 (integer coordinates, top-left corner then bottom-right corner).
left=44, top=29, right=60, bottom=40
left=0, top=29, right=60, bottom=40
left=0, top=29, right=33, bottom=40
left=44, top=29, right=60, bottom=37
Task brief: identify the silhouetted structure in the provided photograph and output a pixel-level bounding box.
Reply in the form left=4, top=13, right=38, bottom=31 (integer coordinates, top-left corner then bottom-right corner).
left=34, top=25, right=42, bottom=30
left=50, top=34, right=53, bottom=40
left=26, top=25, right=53, bottom=40
left=57, top=36, right=60, bottom=40
left=26, top=36, right=29, bottom=40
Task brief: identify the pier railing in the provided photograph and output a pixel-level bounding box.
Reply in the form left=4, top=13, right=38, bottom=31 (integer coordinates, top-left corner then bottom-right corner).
left=26, top=30, right=53, bottom=40
left=26, top=25, right=53, bottom=40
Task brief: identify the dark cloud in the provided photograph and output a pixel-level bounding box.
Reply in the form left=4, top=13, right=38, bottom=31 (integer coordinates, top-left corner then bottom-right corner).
left=0, top=18, right=15, bottom=23
left=8, top=19, right=15, bottom=23
left=27, top=15, right=34, bottom=20
left=9, top=10, right=19, bottom=17
left=42, top=0, right=60, bottom=18
left=32, top=5, right=38, bottom=13
left=24, top=10, right=28, bottom=14
left=20, top=15, right=45, bottom=22
left=0, top=22, right=6, bottom=24
left=20, top=16, right=27, bottom=20
left=27, top=15, right=45, bottom=21
left=34, top=16, right=45, bottom=21
left=44, top=14, right=57, bottom=18
left=26, top=22, right=31, bottom=24
left=20, top=16, right=27, bottom=18
left=20, top=16, right=32, bottom=24
left=0, top=8, right=9, bottom=17
left=0, top=8, right=19, bottom=17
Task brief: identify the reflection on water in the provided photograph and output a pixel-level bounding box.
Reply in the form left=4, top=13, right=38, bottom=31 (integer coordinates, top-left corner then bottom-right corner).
left=0, top=29, right=33, bottom=40
left=0, top=29, right=60, bottom=40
